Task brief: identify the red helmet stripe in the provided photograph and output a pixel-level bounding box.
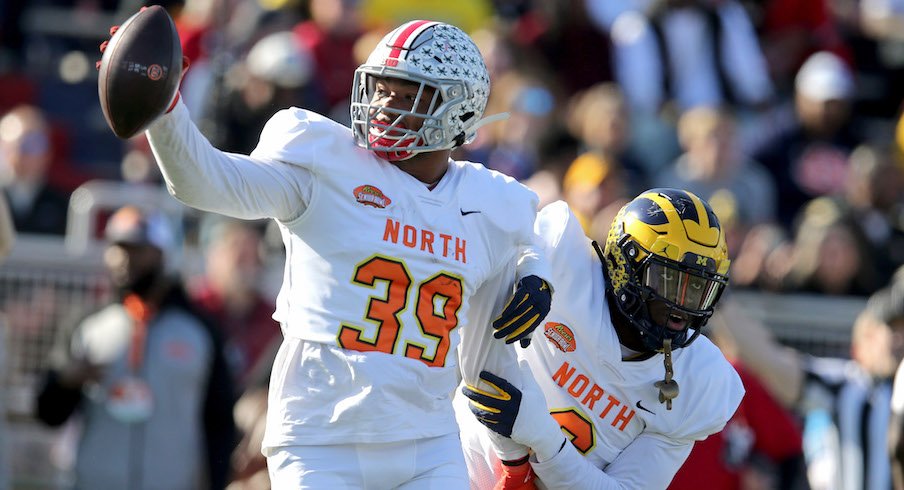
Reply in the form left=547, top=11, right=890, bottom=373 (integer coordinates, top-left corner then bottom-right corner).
left=387, top=20, right=438, bottom=62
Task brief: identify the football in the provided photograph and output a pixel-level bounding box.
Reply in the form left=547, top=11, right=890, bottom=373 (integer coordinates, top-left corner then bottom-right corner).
left=97, top=6, right=182, bottom=139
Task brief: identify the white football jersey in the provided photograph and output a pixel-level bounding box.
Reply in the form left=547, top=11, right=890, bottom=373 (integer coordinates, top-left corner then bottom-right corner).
left=457, top=201, right=744, bottom=489
left=147, top=103, right=549, bottom=448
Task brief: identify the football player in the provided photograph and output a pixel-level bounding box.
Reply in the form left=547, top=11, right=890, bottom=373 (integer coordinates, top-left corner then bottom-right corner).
left=458, top=189, right=745, bottom=489
left=130, top=19, right=553, bottom=488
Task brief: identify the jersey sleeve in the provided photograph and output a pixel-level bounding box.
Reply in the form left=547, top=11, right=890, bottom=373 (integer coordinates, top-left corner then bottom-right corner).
left=460, top=163, right=552, bottom=284
left=505, top=180, right=551, bottom=284
left=530, top=432, right=693, bottom=489
left=536, top=201, right=596, bottom=294
left=147, top=101, right=313, bottom=221
left=249, top=106, right=353, bottom=173
left=671, top=340, right=746, bottom=441
left=457, top=249, right=532, bottom=463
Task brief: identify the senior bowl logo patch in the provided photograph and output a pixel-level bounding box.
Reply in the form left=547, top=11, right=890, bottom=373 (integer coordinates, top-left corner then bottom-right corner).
left=544, top=322, right=576, bottom=352
left=354, top=185, right=391, bottom=208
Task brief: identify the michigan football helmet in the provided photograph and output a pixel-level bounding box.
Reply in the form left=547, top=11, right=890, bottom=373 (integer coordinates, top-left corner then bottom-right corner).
left=602, top=188, right=730, bottom=352
left=350, top=20, right=494, bottom=161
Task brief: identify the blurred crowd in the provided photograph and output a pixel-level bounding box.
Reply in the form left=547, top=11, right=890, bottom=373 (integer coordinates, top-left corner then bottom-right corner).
left=1, top=0, right=904, bottom=296
left=2, top=0, right=904, bottom=488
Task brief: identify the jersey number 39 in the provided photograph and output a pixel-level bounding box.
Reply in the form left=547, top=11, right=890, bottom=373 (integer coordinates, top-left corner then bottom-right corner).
left=338, top=256, right=463, bottom=367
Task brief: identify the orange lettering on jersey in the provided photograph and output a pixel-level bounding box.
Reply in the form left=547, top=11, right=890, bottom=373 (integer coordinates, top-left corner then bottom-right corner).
left=455, top=237, right=467, bottom=264
left=403, top=225, right=417, bottom=247
left=421, top=230, right=435, bottom=253
left=612, top=404, right=635, bottom=430
left=552, top=361, right=576, bottom=386
left=382, top=219, right=467, bottom=264
left=583, top=385, right=604, bottom=410
left=598, top=395, right=620, bottom=419
left=439, top=233, right=453, bottom=257
left=567, top=374, right=590, bottom=398
left=551, top=361, right=636, bottom=432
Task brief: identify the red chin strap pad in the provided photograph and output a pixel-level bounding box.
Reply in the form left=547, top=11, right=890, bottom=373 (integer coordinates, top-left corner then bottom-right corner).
left=368, top=134, right=418, bottom=161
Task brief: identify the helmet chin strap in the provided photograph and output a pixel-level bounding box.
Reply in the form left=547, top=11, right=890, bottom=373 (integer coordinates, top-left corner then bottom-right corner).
left=654, top=338, right=680, bottom=410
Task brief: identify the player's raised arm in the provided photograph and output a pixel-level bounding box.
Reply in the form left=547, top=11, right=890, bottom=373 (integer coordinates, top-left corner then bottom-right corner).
left=146, top=102, right=311, bottom=221
left=96, top=7, right=310, bottom=221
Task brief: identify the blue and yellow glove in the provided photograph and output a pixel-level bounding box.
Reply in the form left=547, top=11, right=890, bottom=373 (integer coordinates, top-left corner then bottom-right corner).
left=493, top=275, right=552, bottom=346
left=462, top=370, right=567, bottom=462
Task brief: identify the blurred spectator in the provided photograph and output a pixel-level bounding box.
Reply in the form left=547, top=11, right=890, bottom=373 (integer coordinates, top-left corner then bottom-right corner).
left=226, top=348, right=276, bottom=490
left=190, top=216, right=280, bottom=392
left=741, top=0, right=848, bottom=92
left=34, top=206, right=235, bottom=490
left=673, top=305, right=807, bottom=490
left=208, top=30, right=322, bottom=154
left=712, top=285, right=904, bottom=490
left=561, top=152, right=629, bottom=237
left=359, top=0, right=493, bottom=33
left=119, top=135, right=163, bottom=186
left=726, top=222, right=792, bottom=291
left=842, top=0, right=904, bottom=119
left=507, top=0, right=614, bottom=95
left=0, top=196, right=15, bottom=490
left=0, top=318, right=7, bottom=490
left=836, top=144, right=904, bottom=281
left=456, top=71, right=558, bottom=180
left=753, top=51, right=862, bottom=227
left=585, top=0, right=774, bottom=115
left=0, top=192, right=14, bottom=260
left=0, top=105, right=69, bottom=235
left=227, top=386, right=269, bottom=490
left=294, top=0, right=367, bottom=119
left=892, top=350, right=904, bottom=490
left=670, top=362, right=806, bottom=490
left=655, top=107, right=778, bottom=227
left=566, top=82, right=648, bottom=193
left=781, top=197, right=883, bottom=296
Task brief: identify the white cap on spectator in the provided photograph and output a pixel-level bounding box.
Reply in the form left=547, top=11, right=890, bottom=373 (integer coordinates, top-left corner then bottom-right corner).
left=246, top=31, right=313, bottom=89
left=795, top=51, right=855, bottom=101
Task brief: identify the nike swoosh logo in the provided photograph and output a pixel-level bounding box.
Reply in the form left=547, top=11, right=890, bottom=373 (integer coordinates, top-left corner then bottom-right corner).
left=636, top=400, right=655, bottom=415
left=460, top=209, right=481, bottom=216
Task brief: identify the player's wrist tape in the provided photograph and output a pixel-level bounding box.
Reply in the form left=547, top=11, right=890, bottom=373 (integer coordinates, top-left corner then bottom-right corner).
left=501, top=454, right=530, bottom=467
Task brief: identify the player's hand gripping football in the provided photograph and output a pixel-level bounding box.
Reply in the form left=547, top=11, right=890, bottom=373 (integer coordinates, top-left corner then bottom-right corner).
left=97, top=8, right=190, bottom=114
left=462, top=370, right=566, bottom=462
left=495, top=455, right=536, bottom=490
left=96, top=6, right=190, bottom=138
left=493, top=275, right=551, bottom=346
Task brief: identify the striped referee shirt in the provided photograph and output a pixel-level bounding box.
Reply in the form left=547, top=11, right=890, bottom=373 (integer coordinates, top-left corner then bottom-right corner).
left=801, top=356, right=892, bottom=490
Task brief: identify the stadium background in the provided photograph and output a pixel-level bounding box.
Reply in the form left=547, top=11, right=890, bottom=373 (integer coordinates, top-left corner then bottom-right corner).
left=1, top=0, right=901, bottom=487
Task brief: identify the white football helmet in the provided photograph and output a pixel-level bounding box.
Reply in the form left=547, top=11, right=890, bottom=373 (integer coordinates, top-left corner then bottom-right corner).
left=351, top=20, right=495, bottom=161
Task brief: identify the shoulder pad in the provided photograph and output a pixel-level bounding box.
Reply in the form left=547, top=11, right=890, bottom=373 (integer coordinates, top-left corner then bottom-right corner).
left=250, top=108, right=360, bottom=172
left=457, top=162, right=539, bottom=235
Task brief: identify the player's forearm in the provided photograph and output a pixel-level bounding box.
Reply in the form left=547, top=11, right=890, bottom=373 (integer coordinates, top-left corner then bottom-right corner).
left=516, top=244, right=552, bottom=284
left=530, top=441, right=626, bottom=490
left=146, top=101, right=302, bottom=220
